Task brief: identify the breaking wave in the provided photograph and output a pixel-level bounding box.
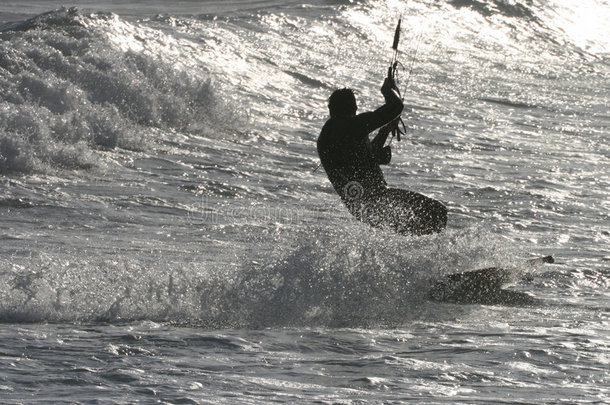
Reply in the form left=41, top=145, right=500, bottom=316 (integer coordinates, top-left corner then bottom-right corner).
left=0, top=8, right=232, bottom=174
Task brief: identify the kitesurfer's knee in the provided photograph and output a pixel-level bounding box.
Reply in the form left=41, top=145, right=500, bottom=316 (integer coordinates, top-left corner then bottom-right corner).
left=426, top=199, right=447, bottom=234
left=404, top=193, right=447, bottom=236
left=343, top=188, right=447, bottom=236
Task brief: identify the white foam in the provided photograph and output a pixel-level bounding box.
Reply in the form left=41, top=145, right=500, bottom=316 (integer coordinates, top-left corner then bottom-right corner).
left=0, top=8, right=235, bottom=174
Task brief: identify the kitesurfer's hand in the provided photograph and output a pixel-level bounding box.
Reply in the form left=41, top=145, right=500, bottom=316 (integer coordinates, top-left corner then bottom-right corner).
left=381, top=76, right=399, bottom=95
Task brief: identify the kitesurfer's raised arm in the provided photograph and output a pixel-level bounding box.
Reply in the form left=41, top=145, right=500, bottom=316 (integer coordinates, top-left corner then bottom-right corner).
left=354, top=76, right=404, bottom=135
left=367, top=77, right=402, bottom=165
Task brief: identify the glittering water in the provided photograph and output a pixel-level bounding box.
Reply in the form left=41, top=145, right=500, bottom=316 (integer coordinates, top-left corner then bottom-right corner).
left=0, top=0, right=608, bottom=403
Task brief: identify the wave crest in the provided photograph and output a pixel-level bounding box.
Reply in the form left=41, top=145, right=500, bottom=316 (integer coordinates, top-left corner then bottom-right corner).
left=0, top=8, right=234, bottom=174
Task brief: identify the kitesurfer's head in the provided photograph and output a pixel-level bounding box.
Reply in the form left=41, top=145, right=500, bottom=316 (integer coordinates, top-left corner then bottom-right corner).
left=328, top=88, right=357, bottom=118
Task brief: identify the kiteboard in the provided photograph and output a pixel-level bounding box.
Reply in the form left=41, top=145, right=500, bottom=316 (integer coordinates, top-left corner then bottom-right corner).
left=428, top=256, right=554, bottom=306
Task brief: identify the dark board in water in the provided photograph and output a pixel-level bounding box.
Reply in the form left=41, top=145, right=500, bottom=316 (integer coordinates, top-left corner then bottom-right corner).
left=428, top=256, right=555, bottom=306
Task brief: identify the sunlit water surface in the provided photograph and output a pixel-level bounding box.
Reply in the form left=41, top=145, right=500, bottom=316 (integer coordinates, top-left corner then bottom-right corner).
left=0, top=0, right=608, bottom=403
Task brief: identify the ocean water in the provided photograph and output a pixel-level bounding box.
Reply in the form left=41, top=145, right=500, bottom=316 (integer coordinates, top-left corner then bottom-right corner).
left=0, top=0, right=608, bottom=403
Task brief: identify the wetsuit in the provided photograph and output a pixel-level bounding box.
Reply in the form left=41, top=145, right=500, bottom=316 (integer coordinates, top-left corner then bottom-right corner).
left=317, top=85, right=447, bottom=236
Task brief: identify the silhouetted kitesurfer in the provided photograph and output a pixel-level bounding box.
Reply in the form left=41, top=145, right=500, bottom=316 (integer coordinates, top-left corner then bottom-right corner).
left=317, top=76, right=447, bottom=236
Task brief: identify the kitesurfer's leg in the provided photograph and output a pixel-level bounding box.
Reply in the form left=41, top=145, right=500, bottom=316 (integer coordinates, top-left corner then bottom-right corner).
left=344, top=196, right=386, bottom=230
left=344, top=188, right=446, bottom=236
left=382, top=188, right=447, bottom=235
